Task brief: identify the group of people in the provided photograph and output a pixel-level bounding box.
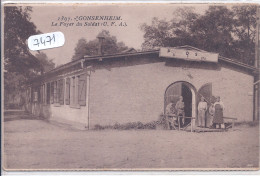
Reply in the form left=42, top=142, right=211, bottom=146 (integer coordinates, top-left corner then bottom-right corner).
left=198, top=96, right=225, bottom=129
left=166, top=95, right=225, bottom=129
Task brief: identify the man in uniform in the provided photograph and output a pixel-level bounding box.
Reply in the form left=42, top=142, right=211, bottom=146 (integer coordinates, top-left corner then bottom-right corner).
left=175, top=96, right=185, bottom=127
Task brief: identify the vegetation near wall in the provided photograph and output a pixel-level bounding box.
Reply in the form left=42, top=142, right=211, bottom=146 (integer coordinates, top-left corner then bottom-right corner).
left=93, top=114, right=168, bottom=130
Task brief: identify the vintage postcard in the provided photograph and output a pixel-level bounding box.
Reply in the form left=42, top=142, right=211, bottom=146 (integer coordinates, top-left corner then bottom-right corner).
left=1, top=2, right=260, bottom=171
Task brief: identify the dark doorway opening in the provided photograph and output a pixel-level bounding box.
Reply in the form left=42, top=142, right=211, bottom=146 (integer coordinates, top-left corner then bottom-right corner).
left=182, top=84, right=192, bottom=125
left=165, top=82, right=194, bottom=126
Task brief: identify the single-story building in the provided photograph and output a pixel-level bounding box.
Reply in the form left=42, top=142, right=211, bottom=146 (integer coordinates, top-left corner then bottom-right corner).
left=24, top=45, right=259, bottom=129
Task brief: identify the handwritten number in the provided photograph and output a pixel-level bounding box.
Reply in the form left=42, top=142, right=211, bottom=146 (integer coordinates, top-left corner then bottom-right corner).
left=34, top=39, right=39, bottom=47
left=40, top=37, right=46, bottom=46
left=33, top=34, right=56, bottom=49
left=49, top=34, right=55, bottom=44
left=45, top=34, right=55, bottom=45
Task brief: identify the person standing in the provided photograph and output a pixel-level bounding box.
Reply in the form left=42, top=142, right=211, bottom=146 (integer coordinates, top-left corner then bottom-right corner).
left=212, top=96, right=225, bottom=129
left=175, top=96, right=185, bottom=127
left=208, top=104, right=215, bottom=128
left=198, top=97, right=208, bottom=127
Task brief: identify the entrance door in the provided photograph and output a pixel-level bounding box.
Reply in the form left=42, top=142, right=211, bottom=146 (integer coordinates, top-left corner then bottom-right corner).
left=182, top=85, right=192, bottom=118
left=197, top=83, right=212, bottom=104
left=165, top=82, right=182, bottom=112
left=165, top=82, right=195, bottom=125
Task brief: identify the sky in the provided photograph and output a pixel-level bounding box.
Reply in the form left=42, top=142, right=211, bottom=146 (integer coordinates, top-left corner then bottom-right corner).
left=29, top=4, right=209, bottom=66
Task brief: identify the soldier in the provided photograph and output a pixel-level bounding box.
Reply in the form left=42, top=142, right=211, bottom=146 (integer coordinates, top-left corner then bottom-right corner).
left=175, top=96, right=185, bottom=127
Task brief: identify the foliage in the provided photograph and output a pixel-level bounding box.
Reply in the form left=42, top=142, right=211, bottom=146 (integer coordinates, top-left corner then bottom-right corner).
left=93, top=114, right=168, bottom=130
left=35, top=52, right=55, bottom=73
left=4, top=72, right=26, bottom=104
left=140, top=5, right=257, bottom=65
left=4, top=6, right=55, bottom=105
left=72, top=30, right=129, bottom=61
left=4, top=6, right=41, bottom=76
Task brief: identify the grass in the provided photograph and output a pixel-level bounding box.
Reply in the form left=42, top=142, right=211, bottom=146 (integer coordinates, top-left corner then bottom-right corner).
left=93, top=114, right=168, bottom=130
left=93, top=115, right=260, bottom=130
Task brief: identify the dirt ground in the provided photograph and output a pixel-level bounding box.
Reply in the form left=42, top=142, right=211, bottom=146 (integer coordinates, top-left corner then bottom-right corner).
left=3, top=112, right=260, bottom=170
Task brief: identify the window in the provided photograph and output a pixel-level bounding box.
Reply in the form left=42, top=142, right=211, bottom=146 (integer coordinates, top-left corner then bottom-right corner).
left=69, top=74, right=87, bottom=107
left=47, top=75, right=86, bottom=108
left=71, top=77, right=77, bottom=106
left=50, top=82, right=54, bottom=104
left=54, top=81, right=58, bottom=103
left=50, top=79, right=65, bottom=105
left=78, top=74, right=87, bottom=106
left=58, top=79, right=64, bottom=105
left=47, top=83, right=51, bottom=104
left=27, top=88, right=31, bottom=103
left=37, top=87, right=41, bottom=103
left=41, top=84, right=45, bottom=104
left=33, top=91, right=38, bottom=102
left=65, top=78, right=70, bottom=105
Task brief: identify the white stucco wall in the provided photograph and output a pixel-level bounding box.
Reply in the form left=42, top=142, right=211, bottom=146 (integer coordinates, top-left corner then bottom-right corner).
left=89, top=60, right=254, bottom=127
left=29, top=57, right=254, bottom=128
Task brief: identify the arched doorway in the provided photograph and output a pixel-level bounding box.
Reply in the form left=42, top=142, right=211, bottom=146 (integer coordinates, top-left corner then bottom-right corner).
left=164, top=81, right=197, bottom=123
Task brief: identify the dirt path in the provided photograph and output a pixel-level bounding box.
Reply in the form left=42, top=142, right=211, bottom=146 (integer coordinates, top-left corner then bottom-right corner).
left=3, top=114, right=259, bottom=170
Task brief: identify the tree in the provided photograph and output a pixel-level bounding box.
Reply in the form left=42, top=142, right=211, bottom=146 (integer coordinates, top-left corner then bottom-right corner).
left=35, top=52, right=55, bottom=73
left=72, top=38, right=88, bottom=61
left=72, top=30, right=129, bottom=61
left=4, top=6, right=42, bottom=76
left=190, top=6, right=236, bottom=58
left=4, top=6, right=55, bottom=106
left=232, top=5, right=257, bottom=65
left=140, top=17, right=172, bottom=50
left=140, top=5, right=257, bottom=65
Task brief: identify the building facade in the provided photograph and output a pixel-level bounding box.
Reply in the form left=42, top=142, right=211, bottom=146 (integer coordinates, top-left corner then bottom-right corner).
left=25, top=46, right=259, bottom=129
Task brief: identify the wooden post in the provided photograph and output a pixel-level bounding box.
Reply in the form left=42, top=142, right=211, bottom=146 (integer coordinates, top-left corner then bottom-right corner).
left=191, top=118, right=193, bottom=132
left=178, top=116, right=180, bottom=130
left=86, top=71, right=91, bottom=130
left=167, top=115, right=171, bottom=130
left=254, top=6, right=260, bottom=121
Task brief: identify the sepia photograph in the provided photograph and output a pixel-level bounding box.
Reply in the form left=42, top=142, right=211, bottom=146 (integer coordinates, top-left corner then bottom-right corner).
left=2, top=2, right=260, bottom=171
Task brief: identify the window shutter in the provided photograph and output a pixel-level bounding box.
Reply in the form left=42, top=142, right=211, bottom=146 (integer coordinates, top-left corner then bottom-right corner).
left=59, top=79, right=64, bottom=105
left=65, top=78, right=70, bottom=105
left=38, top=87, right=41, bottom=103
left=54, top=81, right=58, bottom=103
left=78, top=74, right=87, bottom=106
left=50, top=82, right=54, bottom=104
left=47, top=83, right=50, bottom=104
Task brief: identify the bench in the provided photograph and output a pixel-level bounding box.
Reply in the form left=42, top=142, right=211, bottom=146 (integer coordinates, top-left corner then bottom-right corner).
left=164, top=114, right=195, bottom=132
left=223, top=117, right=237, bottom=129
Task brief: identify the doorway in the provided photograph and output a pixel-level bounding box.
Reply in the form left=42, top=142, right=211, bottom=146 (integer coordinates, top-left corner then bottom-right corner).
left=164, top=81, right=197, bottom=123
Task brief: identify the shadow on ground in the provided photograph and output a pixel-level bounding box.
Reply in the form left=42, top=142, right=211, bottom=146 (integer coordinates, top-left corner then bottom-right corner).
left=4, top=110, right=38, bottom=122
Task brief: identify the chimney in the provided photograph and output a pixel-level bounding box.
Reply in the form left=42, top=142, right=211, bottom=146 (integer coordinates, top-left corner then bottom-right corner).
left=97, top=33, right=105, bottom=56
